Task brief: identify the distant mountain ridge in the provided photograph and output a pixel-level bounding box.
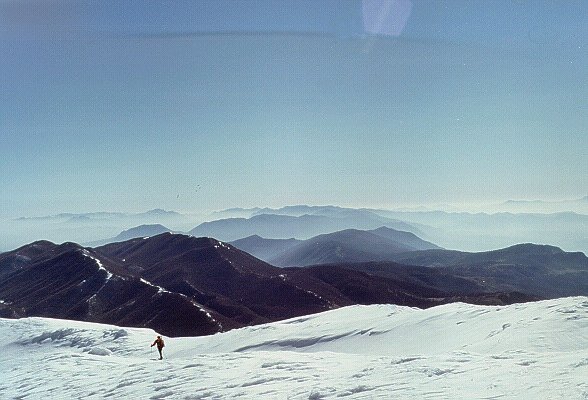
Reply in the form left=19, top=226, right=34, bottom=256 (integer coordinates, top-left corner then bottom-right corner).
left=370, top=209, right=588, bottom=254
left=85, top=224, right=173, bottom=247
left=113, top=224, right=172, bottom=241
left=500, top=196, right=588, bottom=213
left=229, top=235, right=302, bottom=262
left=266, top=227, right=441, bottom=267
left=15, top=209, right=182, bottom=221
left=5, top=203, right=587, bottom=255
left=190, top=211, right=423, bottom=242
left=207, top=204, right=588, bottom=255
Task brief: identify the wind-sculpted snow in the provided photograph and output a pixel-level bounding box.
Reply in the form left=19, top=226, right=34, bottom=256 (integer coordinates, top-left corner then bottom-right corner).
left=1, top=297, right=587, bottom=399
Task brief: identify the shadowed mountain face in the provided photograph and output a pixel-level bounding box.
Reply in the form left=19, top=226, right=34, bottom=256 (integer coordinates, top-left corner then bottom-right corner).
left=95, top=233, right=462, bottom=321
left=95, top=234, right=338, bottom=327
left=283, top=264, right=539, bottom=307
left=340, top=244, right=588, bottom=299
left=2, top=235, right=328, bottom=335
left=0, top=241, right=220, bottom=337
left=240, top=225, right=588, bottom=299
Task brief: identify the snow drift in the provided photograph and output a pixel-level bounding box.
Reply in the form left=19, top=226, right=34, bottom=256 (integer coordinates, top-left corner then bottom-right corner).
left=1, top=297, right=587, bottom=399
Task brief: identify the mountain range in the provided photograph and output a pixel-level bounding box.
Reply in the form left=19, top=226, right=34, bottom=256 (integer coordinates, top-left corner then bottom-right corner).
left=0, top=233, right=447, bottom=336
left=370, top=209, right=588, bottom=254
left=231, top=227, right=440, bottom=266
left=189, top=210, right=424, bottom=241
left=14, top=209, right=182, bottom=222
left=3, top=232, right=570, bottom=337
left=209, top=204, right=588, bottom=254
left=227, top=227, right=588, bottom=299
left=499, top=196, right=588, bottom=214
left=4, top=203, right=588, bottom=255
left=229, top=235, right=302, bottom=262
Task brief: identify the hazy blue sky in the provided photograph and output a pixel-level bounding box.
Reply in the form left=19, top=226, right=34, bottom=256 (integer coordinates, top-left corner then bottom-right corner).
left=1, top=0, right=586, bottom=217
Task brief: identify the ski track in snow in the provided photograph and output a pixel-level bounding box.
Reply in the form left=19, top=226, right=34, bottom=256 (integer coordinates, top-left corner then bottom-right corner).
left=1, top=297, right=587, bottom=399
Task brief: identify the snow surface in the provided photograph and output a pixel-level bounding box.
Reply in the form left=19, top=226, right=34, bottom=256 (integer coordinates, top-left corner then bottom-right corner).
left=1, top=297, right=587, bottom=399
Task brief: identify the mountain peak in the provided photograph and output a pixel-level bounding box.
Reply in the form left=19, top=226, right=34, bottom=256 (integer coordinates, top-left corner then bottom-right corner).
left=113, top=224, right=171, bottom=242
left=501, top=243, right=564, bottom=255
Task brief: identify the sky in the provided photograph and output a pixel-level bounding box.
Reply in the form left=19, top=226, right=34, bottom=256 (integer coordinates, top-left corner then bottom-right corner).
left=1, top=0, right=587, bottom=217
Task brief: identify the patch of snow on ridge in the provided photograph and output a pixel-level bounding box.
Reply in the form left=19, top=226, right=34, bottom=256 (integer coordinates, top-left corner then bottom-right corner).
left=15, top=254, right=31, bottom=263
left=1, top=297, right=587, bottom=399
left=81, top=250, right=112, bottom=280
left=138, top=278, right=218, bottom=326
left=139, top=278, right=169, bottom=294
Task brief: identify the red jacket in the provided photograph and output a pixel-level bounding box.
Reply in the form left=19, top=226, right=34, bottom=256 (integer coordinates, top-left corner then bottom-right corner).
left=152, top=337, right=165, bottom=350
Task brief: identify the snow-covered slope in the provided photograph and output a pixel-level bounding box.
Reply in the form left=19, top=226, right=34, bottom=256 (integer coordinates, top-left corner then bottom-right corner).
left=2, top=297, right=587, bottom=399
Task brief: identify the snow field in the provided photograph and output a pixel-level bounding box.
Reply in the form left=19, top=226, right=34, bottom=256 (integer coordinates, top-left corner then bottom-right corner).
left=1, top=297, right=587, bottom=399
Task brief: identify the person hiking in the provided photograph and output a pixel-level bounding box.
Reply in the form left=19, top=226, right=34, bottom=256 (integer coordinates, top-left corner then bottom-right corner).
left=151, top=335, right=165, bottom=360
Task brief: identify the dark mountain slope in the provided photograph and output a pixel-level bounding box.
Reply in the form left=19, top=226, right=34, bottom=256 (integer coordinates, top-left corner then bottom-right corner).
left=351, top=244, right=588, bottom=299
left=316, top=261, right=484, bottom=295
left=98, top=234, right=533, bottom=323
left=283, top=264, right=539, bottom=307
left=0, top=242, right=221, bottom=336
left=0, top=240, right=59, bottom=280
left=392, top=243, right=587, bottom=270
left=283, top=265, right=444, bottom=308
left=96, top=233, right=335, bottom=326
left=1, top=235, right=560, bottom=337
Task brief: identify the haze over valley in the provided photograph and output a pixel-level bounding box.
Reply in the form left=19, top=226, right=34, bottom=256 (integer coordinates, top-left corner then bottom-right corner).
left=3, top=199, right=588, bottom=255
